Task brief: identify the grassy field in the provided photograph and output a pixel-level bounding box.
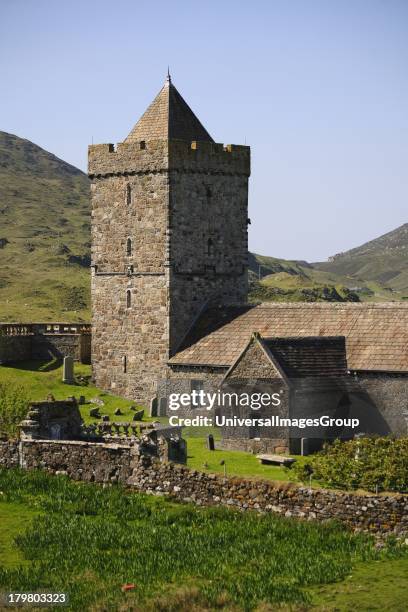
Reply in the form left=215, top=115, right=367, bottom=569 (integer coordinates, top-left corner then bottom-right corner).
left=0, top=360, right=139, bottom=424
left=0, top=469, right=407, bottom=611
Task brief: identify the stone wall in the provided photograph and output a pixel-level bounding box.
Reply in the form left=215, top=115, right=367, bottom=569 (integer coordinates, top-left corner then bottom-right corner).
left=0, top=324, right=91, bottom=365
left=128, top=459, right=408, bottom=537
left=31, top=334, right=90, bottom=363
left=0, top=439, right=406, bottom=536
left=354, top=373, right=408, bottom=436
left=0, top=440, right=20, bottom=469
left=0, top=335, right=32, bottom=364
left=22, top=439, right=135, bottom=483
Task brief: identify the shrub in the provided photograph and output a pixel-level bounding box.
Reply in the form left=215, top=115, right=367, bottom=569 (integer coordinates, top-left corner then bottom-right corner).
left=0, top=382, right=29, bottom=438
left=293, top=437, right=408, bottom=493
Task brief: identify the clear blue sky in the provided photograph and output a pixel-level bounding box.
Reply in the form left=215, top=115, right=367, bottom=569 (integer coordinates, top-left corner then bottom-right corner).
left=1, top=0, right=407, bottom=261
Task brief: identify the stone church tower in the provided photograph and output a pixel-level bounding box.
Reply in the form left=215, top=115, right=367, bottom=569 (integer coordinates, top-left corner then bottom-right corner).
left=88, top=75, right=250, bottom=403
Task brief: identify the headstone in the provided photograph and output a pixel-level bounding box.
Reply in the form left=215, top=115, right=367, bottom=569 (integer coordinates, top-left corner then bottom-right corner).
left=133, top=409, right=144, bottom=421
left=114, top=408, right=122, bottom=416
left=62, top=356, right=74, bottom=384
left=78, top=395, right=86, bottom=405
left=301, top=438, right=309, bottom=456
left=90, top=407, right=100, bottom=418
left=207, top=434, right=215, bottom=451
left=50, top=423, right=62, bottom=440
left=149, top=396, right=158, bottom=417
left=158, top=397, right=167, bottom=417
left=102, top=415, right=110, bottom=422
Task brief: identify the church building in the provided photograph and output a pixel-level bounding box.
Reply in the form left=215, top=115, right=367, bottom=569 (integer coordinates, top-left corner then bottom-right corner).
left=89, top=75, right=408, bottom=453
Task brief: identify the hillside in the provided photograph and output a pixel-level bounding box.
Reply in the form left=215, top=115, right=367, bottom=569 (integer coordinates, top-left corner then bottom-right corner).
left=0, top=132, right=91, bottom=321
left=313, top=224, right=408, bottom=296
left=248, top=252, right=363, bottom=303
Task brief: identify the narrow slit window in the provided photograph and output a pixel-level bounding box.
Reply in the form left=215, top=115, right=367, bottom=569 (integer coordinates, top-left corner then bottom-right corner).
left=126, top=184, right=131, bottom=205
left=207, top=238, right=214, bottom=256
left=122, top=355, right=127, bottom=373
left=126, top=238, right=132, bottom=256
left=126, top=289, right=131, bottom=308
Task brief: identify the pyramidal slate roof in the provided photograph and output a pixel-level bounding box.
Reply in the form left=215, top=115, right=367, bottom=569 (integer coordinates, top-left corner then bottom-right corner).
left=125, top=74, right=214, bottom=143
left=169, top=303, right=408, bottom=372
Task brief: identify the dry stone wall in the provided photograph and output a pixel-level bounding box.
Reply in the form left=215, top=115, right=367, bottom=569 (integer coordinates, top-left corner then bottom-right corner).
left=1, top=439, right=407, bottom=537
left=0, top=326, right=91, bottom=365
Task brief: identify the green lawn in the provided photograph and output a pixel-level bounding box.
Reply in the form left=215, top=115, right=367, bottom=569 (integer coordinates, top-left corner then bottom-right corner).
left=308, top=557, right=408, bottom=611
left=0, top=469, right=406, bottom=611
left=186, top=431, right=306, bottom=481
left=0, top=360, right=142, bottom=424
left=0, top=503, right=38, bottom=568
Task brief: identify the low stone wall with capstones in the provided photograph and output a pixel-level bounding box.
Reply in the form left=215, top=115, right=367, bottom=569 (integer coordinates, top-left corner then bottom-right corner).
left=0, top=439, right=407, bottom=537
left=0, top=323, right=91, bottom=365
left=128, top=458, right=408, bottom=538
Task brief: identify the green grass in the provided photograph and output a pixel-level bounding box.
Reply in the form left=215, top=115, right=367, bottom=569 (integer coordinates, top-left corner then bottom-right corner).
left=308, top=557, right=408, bottom=611
left=0, top=360, right=142, bottom=424
left=0, top=468, right=407, bottom=611
left=0, top=503, right=38, bottom=568
left=185, top=429, right=306, bottom=481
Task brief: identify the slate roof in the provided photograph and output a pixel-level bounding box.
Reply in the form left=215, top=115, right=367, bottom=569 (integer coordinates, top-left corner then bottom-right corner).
left=265, top=337, right=348, bottom=378
left=125, top=75, right=214, bottom=143
left=169, top=303, right=408, bottom=372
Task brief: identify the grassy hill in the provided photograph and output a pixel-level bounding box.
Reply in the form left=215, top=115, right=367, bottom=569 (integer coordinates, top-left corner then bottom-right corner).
left=0, top=131, right=406, bottom=321
left=248, top=227, right=408, bottom=303
left=248, top=252, right=365, bottom=303
left=313, top=224, right=408, bottom=298
left=0, top=132, right=91, bottom=321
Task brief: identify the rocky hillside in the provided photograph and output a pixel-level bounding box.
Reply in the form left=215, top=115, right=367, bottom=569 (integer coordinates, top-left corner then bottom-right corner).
left=0, top=131, right=91, bottom=321
left=313, top=224, right=408, bottom=295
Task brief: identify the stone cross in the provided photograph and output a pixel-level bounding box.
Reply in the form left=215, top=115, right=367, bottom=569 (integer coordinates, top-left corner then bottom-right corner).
left=62, top=356, right=75, bottom=384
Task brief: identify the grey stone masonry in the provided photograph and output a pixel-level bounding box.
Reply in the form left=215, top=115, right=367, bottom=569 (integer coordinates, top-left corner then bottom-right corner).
left=89, top=137, right=250, bottom=405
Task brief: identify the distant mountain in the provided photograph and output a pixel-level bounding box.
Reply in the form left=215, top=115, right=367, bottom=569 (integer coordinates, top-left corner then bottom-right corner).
left=0, top=131, right=91, bottom=322
left=313, top=224, right=408, bottom=294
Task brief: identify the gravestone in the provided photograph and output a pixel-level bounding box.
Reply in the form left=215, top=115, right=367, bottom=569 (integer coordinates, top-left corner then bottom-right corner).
left=158, top=397, right=167, bottom=417
left=207, top=434, right=215, bottom=451
left=149, top=396, right=158, bottom=417
left=62, top=356, right=74, bottom=384
left=301, top=438, right=309, bottom=456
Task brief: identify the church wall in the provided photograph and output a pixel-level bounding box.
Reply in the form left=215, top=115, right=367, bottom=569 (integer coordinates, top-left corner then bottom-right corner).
left=90, top=144, right=171, bottom=403
left=352, top=373, right=408, bottom=436
left=168, top=141, right=249, bottom=350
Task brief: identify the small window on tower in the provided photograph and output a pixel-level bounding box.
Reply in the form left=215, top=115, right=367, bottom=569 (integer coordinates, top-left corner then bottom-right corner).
left=126, top=238, right=132, bottom=256
left=126, top=289, right=131, bottom=308
left=122, top=355, right=127, bottom=373
left=126, top=184, right=131, bottom=205
left=207, top=238, right=214, bottom=256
